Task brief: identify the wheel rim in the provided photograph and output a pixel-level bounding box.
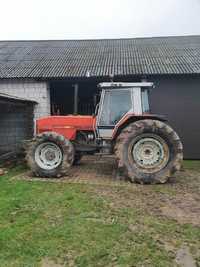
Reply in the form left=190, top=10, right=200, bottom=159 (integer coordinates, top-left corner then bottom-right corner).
left=132, top=136, right=169, bottom=172
left=35, top=142, right=63, bottom=170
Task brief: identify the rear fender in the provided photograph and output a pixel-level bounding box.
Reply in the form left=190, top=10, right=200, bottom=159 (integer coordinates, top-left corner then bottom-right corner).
left=112, top=113, right=167, bottom=140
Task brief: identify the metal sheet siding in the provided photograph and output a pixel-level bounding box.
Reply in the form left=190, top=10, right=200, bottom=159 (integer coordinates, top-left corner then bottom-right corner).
left=148, top=75, right=200, bottom=159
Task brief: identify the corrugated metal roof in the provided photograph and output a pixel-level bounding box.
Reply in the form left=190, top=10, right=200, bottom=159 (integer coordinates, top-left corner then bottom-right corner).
left=0, top=35, right=200, bottom=78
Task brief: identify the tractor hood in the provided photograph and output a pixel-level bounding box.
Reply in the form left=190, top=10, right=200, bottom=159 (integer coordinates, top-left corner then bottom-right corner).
left=36, top=115, right=96, bottom=140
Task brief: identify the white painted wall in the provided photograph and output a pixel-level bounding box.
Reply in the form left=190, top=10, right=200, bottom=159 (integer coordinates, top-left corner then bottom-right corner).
left=0, top=79, right=51, bottom=119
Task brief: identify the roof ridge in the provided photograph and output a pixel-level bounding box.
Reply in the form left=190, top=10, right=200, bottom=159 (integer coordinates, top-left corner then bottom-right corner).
left=0, top=34, right=200, bottom=43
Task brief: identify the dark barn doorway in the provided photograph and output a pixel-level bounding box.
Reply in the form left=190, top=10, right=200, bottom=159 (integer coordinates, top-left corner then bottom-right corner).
left=50, top=80, right=99, bottom=115
left=49, top=77, right=142, bottom=116
left=0, top=94, right=35, bottom=159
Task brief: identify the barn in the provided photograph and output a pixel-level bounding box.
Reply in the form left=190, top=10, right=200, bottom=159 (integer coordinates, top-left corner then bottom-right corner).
left=0, top=35, right=200, bottom=159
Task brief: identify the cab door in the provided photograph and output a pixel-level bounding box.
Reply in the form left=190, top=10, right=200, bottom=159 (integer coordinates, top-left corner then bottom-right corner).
left=96, top=89, right=133, bottom=138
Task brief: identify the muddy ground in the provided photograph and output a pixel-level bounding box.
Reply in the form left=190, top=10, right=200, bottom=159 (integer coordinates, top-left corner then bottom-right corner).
left=14, top=156, right=200, bottom=227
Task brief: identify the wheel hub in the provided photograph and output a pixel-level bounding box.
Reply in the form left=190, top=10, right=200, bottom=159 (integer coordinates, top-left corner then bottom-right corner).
left=45, top=149, right=56, bottom=161
left=35, top=142, right=63, bottom=170
left=132, top=137, right=169, bottom=170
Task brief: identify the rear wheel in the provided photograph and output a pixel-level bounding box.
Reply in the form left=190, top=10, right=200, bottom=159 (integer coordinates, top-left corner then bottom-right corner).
left=115, top=119, right=183, bottom=184
left=26, top=132, right=74, bottom=177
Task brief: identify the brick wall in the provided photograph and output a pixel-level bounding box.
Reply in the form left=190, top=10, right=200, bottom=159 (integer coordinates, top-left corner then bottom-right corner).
left=0, top=79, right=50, bottom=119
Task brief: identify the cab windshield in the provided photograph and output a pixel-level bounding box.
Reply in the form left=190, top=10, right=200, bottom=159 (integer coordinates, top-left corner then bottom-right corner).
left=99, top=89, right=132, bottom=126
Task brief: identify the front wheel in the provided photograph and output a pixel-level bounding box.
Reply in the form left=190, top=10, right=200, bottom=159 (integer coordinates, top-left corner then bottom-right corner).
left=26, top=132, right=74, bottom=177
left=115, top=120, right=183, bottom=184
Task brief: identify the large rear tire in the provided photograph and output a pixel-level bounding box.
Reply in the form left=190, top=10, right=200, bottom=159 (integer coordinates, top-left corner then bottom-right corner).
left=26, top=132, right=74, bottom=178
left=114, top=120, right=183, bottom=184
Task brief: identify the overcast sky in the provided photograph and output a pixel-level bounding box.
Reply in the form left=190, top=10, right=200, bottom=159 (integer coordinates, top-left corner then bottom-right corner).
left=0, top=0, right=200, bottom=40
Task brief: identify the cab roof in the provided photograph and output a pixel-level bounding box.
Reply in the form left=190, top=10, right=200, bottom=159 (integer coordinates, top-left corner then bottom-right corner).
left=98, top=82, right=154, bottom=89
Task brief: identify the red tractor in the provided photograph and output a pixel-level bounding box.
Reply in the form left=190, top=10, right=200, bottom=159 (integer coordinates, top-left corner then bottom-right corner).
left=26, top=82, right=183, bottom=184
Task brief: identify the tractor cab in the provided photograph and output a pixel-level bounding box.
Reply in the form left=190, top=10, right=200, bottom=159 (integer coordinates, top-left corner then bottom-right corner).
left=96, top=82, right=153, bottom=139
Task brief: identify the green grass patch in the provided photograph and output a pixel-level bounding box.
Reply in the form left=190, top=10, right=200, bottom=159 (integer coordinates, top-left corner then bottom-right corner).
left=0, top=165, right=199, bottom=266
left=183, top=160, right=200, bottom=171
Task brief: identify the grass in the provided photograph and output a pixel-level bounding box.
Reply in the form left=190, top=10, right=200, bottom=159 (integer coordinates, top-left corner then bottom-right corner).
left=183, top=160, right=200, bottom=171
left=0, top=162, right=199, bottom=267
